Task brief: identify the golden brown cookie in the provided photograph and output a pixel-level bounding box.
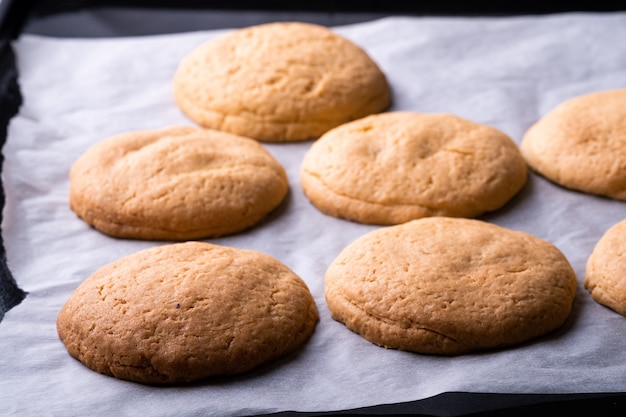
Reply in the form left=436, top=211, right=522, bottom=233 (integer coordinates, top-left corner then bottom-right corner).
left=173, top=22, right=391, bottom=142
left=585, top=219, right=626, bottom=316
left=69, top=125, right=288, bottom=240
left=300, top=111, right=527, bottom=224
left=521, top=88, right=626, bottom=200
left=325, top=217, right=577, bottom=355
left=57, top=241, right=319, bottom=384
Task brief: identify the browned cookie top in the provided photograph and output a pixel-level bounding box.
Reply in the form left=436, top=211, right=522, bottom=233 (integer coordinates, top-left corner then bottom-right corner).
left=301, top=111, right=527, bottom=224
left=585, top=218, right=626, bottom=316
left=325, top=217, right=577, bottom=355
left=69, top=125, right=288, bottom=240
left=57, top=241, right=319, bottom=384
left=173, top=22, right=391, bottom=142
left=521, top=88, right=626, bottom=200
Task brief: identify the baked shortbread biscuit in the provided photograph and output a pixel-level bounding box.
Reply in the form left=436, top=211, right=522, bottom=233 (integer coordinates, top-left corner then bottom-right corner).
left=301, top=112, right=527, bottom=224
left=585, top=219, right=626, bottom=316
left=325, top=217, right=577, bottom=355
left=173, top=22, right=391, bottom=142
left=57, top=241, right=319, bottom=384
left=69, top=126, right=288, bottom=240
left=521, top=89, right=626, bottom=200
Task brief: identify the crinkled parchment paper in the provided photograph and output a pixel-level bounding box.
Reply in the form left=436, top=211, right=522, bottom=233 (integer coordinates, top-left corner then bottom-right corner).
left=2, top=12, right=626, bottom=416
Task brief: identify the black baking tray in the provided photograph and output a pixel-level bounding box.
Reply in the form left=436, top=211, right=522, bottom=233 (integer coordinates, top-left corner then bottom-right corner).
left=2, top=1, right=626, bottom=416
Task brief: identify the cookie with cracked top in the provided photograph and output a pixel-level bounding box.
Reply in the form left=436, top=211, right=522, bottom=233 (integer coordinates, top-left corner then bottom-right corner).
left=69, top=125, right=288, bottom=240
left=57, top=241, right=319, bottom=384
left=301, top=111, right=527, bottom=224
left=324, top=217, right=577, bottom=355
left=173, top=22, right=391, bottom=142
left=521, top=88, right=626, bottom=200
left=585, top=218, right=626, bottom=316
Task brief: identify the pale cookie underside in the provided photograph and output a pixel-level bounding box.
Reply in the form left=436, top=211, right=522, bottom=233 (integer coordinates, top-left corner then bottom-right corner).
left=69, top=126, right=288, bottom=240
left=521, top=88, right=626, bottom=200
left=585, top=219, right=626, bottom=316
left=325, top=217, right=577, bottom=355
left=173, top=22, right=391, bottom=142
left=301, top=112, right=528, bottom=224
left=56, top=242, right=319, bottom=384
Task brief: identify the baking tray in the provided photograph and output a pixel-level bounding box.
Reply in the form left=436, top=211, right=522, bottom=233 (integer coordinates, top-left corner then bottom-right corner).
left=2, top=1, right=626, bottom=416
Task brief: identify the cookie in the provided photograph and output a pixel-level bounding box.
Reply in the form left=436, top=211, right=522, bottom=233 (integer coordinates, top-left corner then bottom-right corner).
left=585, top=219, right=626, bottom=316
left=173, top=22, right=391, bottom=142
left=301, top=112, right=527, bottom=224
left=57, top=241, right=319, bottom=384
left=325, top=217, right=577, bottom=355
left=521, top=88, right=626, bottom=200
left=69, top=125, right=288, bottom=240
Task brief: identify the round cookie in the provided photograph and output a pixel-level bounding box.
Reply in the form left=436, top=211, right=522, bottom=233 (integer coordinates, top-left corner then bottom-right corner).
left=173, top=22, right=391, bottom=142
left=300, top=111, right=527, bottom=224
left=57, top=241, right=319, bottom=384
left=69, top=125, right=288, bottom=240
left=325, top=217, right=577, bottom=355
left=521, top=88, right=626, bottom=200
left=585, top=219, right=626, bottom=316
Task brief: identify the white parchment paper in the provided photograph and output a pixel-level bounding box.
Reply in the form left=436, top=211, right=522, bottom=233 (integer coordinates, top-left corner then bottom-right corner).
left=2, top=12, right=626, bottom=416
